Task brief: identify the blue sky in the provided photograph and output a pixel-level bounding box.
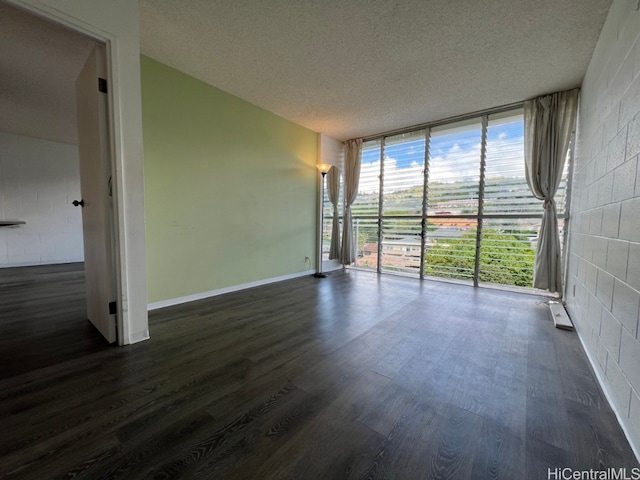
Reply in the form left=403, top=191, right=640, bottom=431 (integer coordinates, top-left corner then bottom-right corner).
left=358, top=115, right=525, bottom=194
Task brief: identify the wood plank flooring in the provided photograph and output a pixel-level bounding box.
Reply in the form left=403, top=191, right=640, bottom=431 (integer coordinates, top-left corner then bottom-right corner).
left=1, top=263, right=638, bottom=479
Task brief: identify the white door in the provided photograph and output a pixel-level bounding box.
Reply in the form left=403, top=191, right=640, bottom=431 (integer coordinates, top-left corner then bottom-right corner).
left=75, top=45, right=117, bottom=343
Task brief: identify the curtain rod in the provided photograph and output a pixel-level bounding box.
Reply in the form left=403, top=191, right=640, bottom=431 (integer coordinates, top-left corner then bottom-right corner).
left=356, top=100, right=525, bottom=143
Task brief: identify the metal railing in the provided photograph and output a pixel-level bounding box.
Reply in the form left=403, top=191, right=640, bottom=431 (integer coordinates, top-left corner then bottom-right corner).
left=350, top=213, right=567, bottom=287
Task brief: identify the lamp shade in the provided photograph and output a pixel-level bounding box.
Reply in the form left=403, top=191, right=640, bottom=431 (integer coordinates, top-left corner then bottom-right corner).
left=316, top=163, right=332, bottom=174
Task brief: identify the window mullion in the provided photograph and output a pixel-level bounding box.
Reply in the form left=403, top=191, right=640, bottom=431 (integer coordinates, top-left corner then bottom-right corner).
left=420, top=128, right=431, bottom=280
left=376, top=139, right=385, bottom=274
left=473, top=114, right=488, bottom=287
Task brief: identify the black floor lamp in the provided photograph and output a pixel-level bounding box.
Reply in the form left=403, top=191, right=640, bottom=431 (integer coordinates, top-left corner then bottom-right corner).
left=314, top=163, right=332, bottom=278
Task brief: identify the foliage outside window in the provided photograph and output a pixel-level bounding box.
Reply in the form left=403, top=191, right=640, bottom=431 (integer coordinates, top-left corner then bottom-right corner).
left=349, top=108, right=569, bottom=288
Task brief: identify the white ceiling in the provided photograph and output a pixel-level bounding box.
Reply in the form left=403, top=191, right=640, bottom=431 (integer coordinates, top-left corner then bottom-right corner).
left=1, top=0, right=612, bottom=145
left=139, top=0, right=612, bottom=141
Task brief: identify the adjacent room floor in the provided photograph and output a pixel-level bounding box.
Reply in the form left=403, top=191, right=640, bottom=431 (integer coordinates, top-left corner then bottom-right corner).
left=1, top=264, right=638, bottom=479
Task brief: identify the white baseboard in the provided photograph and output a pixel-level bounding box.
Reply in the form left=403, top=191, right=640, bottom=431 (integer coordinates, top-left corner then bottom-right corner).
left=570, top=312, right=640, bottom=463
left=126, top=330, right=150, bottom=345
left=147, top=270, right=313, bottom=311
left=0, top=259, right=84, bottom=268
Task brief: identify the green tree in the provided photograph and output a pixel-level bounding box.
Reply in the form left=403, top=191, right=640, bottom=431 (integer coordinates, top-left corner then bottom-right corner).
left=424, top=228, right=535, bottom=287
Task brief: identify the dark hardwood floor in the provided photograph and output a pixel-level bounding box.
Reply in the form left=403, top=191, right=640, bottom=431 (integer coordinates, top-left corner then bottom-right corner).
left=0, top=263, right=108, bottom=379
left=0, top=264, right=638, bottom=479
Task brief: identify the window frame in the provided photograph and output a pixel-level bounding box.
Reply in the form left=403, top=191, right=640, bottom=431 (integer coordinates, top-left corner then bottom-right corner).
left=347, top=104, right=572, bottom=290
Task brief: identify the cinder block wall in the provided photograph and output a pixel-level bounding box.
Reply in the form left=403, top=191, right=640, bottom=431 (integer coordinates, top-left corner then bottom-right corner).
left=0, top=132, right=84, bottom=267
left=566, top=1, right=640, bottom=454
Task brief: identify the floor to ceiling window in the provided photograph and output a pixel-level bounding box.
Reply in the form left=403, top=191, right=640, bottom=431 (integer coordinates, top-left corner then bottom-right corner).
left=349, top=107, right=570, bottom=289
left=352, top=140, right=382, bottom=268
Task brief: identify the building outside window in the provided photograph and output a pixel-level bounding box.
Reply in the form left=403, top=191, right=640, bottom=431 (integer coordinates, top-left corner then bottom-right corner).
left=349, top=108, right=570, bottom=289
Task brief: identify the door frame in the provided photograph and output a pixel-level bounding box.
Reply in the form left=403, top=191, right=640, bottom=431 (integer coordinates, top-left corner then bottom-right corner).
left=7, top=0, right=149, bottom=345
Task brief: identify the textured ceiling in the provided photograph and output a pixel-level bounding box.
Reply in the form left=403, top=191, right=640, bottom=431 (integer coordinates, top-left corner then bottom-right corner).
left=140, top=0, right=612, bottom=141
left=1, top=1, right=612, bottom=145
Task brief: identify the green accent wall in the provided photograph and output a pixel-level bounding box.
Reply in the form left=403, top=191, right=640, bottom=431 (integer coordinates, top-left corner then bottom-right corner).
left=141, top=56, right=318, bottom=303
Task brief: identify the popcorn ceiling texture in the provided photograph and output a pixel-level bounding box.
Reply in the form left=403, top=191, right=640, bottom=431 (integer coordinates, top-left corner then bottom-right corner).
left=566, top=0, right=640, bottom=457
left=139, top=0, right=611, bottom=140
left=1, top=1, right=612, bottom=143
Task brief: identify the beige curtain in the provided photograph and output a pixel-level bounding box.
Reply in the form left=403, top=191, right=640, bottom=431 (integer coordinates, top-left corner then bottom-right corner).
left=327, top=166, right=341, bottom=260
left=341, top=138, right=363, bottom=264
left=524, top=88, right=579, bottom=292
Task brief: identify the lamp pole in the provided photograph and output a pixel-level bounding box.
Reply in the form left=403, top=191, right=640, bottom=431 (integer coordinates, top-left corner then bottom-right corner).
left=314, top=164, right=331, bottom=278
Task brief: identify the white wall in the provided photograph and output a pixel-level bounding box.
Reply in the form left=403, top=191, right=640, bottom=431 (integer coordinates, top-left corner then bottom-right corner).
left=0, top=131, right=83, bottom=266
left=566, top=1, right=640, bottom=456
left=319, top=133, right=345, bottom=171
left=9, top=0, right=148, bottom=345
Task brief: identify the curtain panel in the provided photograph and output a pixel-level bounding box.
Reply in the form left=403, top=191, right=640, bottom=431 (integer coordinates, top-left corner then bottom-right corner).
left=327, top=166, right=341, bottom=259
left=341, top=138, right=363, bottom=264
left=524, top=88, right=579, bottom=293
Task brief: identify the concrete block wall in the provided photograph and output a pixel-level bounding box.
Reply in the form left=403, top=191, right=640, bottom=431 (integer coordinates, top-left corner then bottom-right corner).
left=0, top=131, right=84, bottom=266
left=565, top=1, right=640, bottom=455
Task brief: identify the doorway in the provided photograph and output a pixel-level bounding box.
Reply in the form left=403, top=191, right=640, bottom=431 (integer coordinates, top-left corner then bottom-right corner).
left=0, top=1, right=118, bottom=366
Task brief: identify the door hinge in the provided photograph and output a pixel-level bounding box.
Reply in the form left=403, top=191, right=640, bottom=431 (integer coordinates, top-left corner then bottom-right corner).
left=109, top=301, right=117, bottom=315
left=98, top=77, right=108, bottom=93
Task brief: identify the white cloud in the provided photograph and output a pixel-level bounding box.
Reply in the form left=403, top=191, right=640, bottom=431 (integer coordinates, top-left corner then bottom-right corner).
left=358, top=133, right=525, bottom=195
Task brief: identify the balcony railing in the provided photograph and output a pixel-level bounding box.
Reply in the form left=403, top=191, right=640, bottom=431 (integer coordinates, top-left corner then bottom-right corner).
left=349, top=213, right=567, bottom=288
